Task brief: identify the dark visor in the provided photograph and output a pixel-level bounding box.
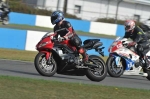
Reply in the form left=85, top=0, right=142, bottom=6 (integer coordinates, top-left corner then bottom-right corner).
left=125, top=26, right=130, bottom=30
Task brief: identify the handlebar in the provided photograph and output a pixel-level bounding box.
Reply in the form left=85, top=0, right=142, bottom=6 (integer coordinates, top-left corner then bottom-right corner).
left=51, top=36, right=66, bottom=43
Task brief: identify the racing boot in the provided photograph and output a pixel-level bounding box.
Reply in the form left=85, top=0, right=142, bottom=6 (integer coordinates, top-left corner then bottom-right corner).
left=78, top=48, right=89, bottom=64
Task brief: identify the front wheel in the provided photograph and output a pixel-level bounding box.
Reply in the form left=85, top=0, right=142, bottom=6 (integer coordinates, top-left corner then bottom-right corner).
left=86, top=55, right=107, bottom=82
left=106, top=56, right=124, bottom=77
left=34, top=52, right=57, bottom=77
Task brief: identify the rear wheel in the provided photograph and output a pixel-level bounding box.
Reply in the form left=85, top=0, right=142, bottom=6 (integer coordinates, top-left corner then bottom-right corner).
left=106, top=56, right=124, bottom=77
left=34, top=52, right=57, bottom=76
left=143, top=68, right=150, bottom=81
left=2, top=15, right=9, bottom=25
left=86, top=55, right=107, bottom=82
left=146, top=71, right=150, bottom=80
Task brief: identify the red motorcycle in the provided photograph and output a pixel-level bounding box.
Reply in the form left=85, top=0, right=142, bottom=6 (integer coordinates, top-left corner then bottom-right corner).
left=34, top=32, right=107, bottom=82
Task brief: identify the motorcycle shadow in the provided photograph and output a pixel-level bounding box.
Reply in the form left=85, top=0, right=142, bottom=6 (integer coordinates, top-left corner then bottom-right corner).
left=0, top=68, right=39, bottom=76
left=106, top=74, right=147, bottom=81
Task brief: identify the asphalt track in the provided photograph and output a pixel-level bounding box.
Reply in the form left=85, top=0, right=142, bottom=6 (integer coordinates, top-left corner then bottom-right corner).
left=0, top=59, right=150, bottom=90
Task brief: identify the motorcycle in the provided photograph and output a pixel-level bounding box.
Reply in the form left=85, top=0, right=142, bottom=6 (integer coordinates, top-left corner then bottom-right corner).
left=34, top=32, right=107, bottom=82
left=106, top=37, right=150, bottom=80
left=0, top=7, right=10, bottom=25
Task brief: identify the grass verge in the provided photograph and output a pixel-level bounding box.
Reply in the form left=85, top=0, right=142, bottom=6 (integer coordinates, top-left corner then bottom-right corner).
left=0, top=75, right=150, bottom=99
left=0, top=48, right=108, bottom=62
left=0, top=48, right=38, bottom=62
left=0, top=48, right=150, bottom=99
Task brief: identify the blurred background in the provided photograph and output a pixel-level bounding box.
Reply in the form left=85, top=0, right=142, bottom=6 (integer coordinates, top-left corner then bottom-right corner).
left=7, top=0, right=150, bottom=24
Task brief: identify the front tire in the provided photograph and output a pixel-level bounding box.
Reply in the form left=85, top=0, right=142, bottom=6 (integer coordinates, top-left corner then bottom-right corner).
left=106, top=56, right=124, bottom=77
left=34, top=52, right=57, bottom=77
left=86, top=55, right=107, bottom=82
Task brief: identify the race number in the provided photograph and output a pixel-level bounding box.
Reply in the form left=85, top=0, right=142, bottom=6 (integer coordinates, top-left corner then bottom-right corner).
left=117, top=43, right=122, bottom=48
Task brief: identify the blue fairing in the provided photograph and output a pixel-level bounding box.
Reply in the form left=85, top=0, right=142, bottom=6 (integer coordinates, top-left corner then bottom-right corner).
left=124, top=58, right=135, bottom=70
left=111, top=54, right=135, bottom=70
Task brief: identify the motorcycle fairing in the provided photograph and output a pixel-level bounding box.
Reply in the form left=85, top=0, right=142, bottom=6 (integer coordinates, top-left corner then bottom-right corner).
left=113, top=47, right=139, bottom=61
left=111, top=54, right=135, bottom=71
left=124, top=58, right=135, bottom=70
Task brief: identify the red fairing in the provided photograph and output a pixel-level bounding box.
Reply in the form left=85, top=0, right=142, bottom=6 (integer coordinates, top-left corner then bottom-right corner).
left=36, top=36, right=54, bottom=51
left=109, top=41, right=123, bottom=53
left=36, top=34, right=54, bottom=60
left=40, top=51, right=51, bottom=60
left=36, top=32, right=77, bottom=61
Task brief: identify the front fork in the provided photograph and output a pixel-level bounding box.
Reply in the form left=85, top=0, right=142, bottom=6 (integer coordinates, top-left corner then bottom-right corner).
left=113, top=55, right=122, bottom=67
left=40, top=51, right=52, bottom=64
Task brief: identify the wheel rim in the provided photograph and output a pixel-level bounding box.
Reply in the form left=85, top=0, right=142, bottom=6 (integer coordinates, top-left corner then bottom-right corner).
left=38, top=54, right=55, bottom=73
left=88, top=58, right=105, bottom=77
left=110, top=57, right=123, bottom=75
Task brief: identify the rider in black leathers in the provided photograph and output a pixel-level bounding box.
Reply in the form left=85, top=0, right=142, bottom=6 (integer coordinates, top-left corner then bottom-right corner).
left=123, top=20, right=150, bottom=70
left=0, top=0, right=9, bottom=20
left=50, top=10, right=88, bottom=64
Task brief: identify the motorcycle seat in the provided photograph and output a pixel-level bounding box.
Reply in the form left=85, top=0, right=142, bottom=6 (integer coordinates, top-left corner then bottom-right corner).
left=83, top=39, right=100, bottom=45
left=82, top=39, right=102, bottom=49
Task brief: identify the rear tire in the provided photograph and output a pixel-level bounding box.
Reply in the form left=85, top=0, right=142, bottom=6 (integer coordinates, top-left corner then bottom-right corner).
left=143, top=68, right=150, bottom=81
left=86, top=55, right=107, bottom=82
left=146, top=72, right=150, bottom=80
left=2, top=15, right=9, bottom=25
left=34, top=52, right=57, bottom=77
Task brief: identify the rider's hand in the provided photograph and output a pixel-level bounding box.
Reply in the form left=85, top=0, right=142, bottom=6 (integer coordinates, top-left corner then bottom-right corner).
left=128, top=42, right=136, bottom=46
left=58, top=37, right=65, bottom=42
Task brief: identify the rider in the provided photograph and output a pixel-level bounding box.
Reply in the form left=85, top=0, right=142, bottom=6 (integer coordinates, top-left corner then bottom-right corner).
left=0, top=0, right=9, bottom=20
left=50, top=10, right=88, bottom=64
left=123, top=20, right=150, bottom=70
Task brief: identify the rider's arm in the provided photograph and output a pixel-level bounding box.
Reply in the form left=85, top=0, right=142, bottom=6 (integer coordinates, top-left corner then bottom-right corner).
left=134, top=27, right=145, bottom=43
left=134, top=32, right=143, bottom=43
left=63, top=21, right=74, bottom=39
left=53, top=26, right=58, bottom=39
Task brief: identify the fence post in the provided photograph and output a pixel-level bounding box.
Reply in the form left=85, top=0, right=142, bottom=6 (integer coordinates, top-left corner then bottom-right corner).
left=115, top=0, right=123, bottom=24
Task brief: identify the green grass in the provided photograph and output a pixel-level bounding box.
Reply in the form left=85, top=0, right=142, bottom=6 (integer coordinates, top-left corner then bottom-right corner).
left=0, top=75, right=149, bottom=99
left=0, top=48, right=107, bottom=62
left=0, top=24, right=117, bottom=39
left=0, top=48, right=38, bottom=62
left=0, top=48, right=150, bottom=98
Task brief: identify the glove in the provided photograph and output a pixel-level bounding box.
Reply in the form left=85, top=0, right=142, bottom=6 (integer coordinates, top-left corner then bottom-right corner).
left=128, top=42, right=136, bottom=46
left=58, top=37, right=65, bottom=42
